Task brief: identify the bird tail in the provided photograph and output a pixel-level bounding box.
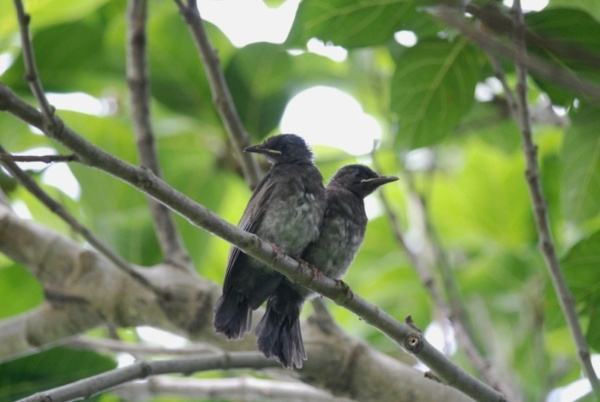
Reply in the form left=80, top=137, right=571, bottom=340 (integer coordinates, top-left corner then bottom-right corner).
left=213, top=291, right=252, bottom=340
left=255, top=296, right=306, bottom=369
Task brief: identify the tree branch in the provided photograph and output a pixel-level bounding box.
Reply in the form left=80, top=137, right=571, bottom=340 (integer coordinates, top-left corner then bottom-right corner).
left=430, top=6, right=600, bottom=102
left=373, top=158, right=518, bottom=400
left=0, top=202, right=472, bottom=402
left=0, top=146, right=163, bottom=296
left=510, top=0, right=600, bottom=396
left=67, top=336, right=220, bottom=356
left=115, top=376, right=356, bottom=402
left=6, top=2, right=502, bottom=399
left=0, top=153, right=77, bottom=163
left=18, top=352, right=280, bottom=402
left=126, top=0, right=192, bottom=271
left=173, top=0, right=262, bottom=189
left=0, top=82, right=503, bottom=402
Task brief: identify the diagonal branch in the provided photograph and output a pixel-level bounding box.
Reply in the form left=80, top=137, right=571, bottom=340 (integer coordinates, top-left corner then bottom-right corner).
left=372, top=157, right=518, bottom=400
left=0, top=201, right=472, bottom=402
left=8, top=2, right=502, bottom=399
left=173, top=0, right=262, bottom=189
left=0, top=153, right=77, bottom=163
left=115, top=376, right=355, bottom=402
left=0, top=82, right=504, bottom=402
left=430, top=6, right=600, bottom=102
left=18, top=352, right=280, bottom=402
left=510, top=0, right=600, bottom=396
left=0, top=145, right=163, bottom=296
left=126, top=0, right=192, bottom=271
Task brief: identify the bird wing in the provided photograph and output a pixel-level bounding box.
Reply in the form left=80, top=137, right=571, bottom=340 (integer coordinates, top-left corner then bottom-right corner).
left=222, top=171, right=277, bottom=292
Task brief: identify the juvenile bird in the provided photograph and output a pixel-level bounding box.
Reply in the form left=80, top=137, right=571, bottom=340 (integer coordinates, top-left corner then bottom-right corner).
left=255, top=164, right=398, bottom=368
left=214, top=134, right=326, bottom=340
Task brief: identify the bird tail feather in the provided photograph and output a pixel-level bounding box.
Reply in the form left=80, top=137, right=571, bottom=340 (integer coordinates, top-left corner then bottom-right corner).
left=255, top=297, right=306, bottom=369
left=213, top=291, right=252, bottom=340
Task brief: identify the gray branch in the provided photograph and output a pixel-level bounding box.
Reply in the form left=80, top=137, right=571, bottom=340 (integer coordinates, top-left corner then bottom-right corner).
left=173, top=0, right=263, bottom=188
left=115, top=376, right=356, bottom=402
left=0, top=202, right=471, bottom=402
left=510, top=0, right=600, bottom=395
left=430, top=6, right=600, bottom=102
left=18, top=352, right=280, bottom=402
left=126, top=0, right=192, bottom=271
left=0, top=82, right=503, bottom=402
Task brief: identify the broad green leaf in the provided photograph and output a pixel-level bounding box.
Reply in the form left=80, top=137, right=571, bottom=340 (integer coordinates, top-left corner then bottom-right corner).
left=560, top=102, right=600, bottom=224
left=0, top=347, right=115, bottom=400
left=146, top=13, right=232, bottom=120
left=0, top=0, right=109, bottom=38
left=287, top=0, right=417, bottom=48
left=546, top=0, right=600, bottom=23
left=562, top=231, right=600, bottom=350
left=526, top=8, right=600, bottom=106
left=225, top=43, right=293, bottom=136
left=2, top=21, right=111, bottom=94
left=430, top=139, right=532, bottom=249
left=0, top=264, right=43, bottom=319
left=456, top=100, right=521, bottom=153
left=391, top=38, right=481, bottom=149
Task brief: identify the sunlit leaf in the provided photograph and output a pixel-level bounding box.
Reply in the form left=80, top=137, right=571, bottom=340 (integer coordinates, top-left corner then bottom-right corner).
left=526, top=8, right=600, bottom=106
left=391, top=38, right=481, bottom=149
left=287, top=0, right=417, bottom=48
left=561, top=102, right=600, bottom=224
left=562, top=231, right=600, bottom=350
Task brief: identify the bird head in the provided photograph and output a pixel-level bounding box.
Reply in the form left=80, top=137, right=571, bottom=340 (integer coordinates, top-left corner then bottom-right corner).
left=244, top=134, right=314, bottom=165
left=330, top=164, right=398, bottom=198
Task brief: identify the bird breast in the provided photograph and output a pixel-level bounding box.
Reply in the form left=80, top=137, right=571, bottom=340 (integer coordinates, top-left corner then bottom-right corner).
left=256, top=178, right=324, bottom=256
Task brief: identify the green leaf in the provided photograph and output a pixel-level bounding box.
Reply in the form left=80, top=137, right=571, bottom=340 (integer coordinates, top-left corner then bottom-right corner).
left=546, top=0, right=600, bottom=23
left=391, top=38, right=481, bottom=149
left=225, top=43, right=293, bottom=136
left=287, top=0, right=417, bottom=48
left=2, top=20, right=110, bottom=93
left=0, top=0, right=109, bottom=38
left=0, top=264, right=43, bottom=319
left=560, top=102, right=600, bottom=224
left=562, top=231, right=600, bottom=350
left=429, top=139, right=533, bottom=249
left=525, top=8, right=600, bottom=106
left=0, top=347, right=115, bottom=400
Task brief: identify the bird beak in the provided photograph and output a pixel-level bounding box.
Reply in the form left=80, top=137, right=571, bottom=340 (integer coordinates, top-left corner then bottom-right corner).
left=361, top=175, right=399, bottom=186
left=244, top=144, right=282, bottom=155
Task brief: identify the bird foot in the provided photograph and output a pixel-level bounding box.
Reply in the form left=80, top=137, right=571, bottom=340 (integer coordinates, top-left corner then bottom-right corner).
left=309, top=264, right=324, bottom=280
left=334, top=279, right=353, bottom=299
left=269, top=242, right=285, bottom=261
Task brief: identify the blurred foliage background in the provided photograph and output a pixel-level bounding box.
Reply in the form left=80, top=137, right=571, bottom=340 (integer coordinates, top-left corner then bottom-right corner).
left=1, top=0, right=600, bottom=401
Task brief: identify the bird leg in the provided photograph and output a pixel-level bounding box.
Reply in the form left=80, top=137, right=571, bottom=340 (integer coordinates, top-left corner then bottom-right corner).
left=334, top=279, right=354, bottom=300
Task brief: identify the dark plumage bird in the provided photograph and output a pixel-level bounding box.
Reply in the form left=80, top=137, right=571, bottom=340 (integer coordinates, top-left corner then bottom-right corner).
left=214, top=134, right=326, bottom=340
left=255, top=164, right=398, bottom=369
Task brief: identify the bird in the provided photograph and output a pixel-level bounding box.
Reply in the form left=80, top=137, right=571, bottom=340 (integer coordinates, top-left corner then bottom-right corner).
left=255, top=164, right=398, bottom=369
left=214, top=134, right=326, bottom=341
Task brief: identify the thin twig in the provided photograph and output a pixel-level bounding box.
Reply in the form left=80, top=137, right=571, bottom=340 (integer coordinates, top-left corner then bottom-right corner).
left=11, top=0, right=54, bottom=127
left=0, top=153, right=77, bottom=163
left=510, top=0, right=600, bottom=396
left=372, top=157, right=517, bottom=400
left=430, top=6, right=600, bottom=102
left=0, top=83, right=505, bottom=402
left=116, top=376, right=356, bottom=402
left=126, top=0, right=192, bottom=271
left=0, top=146, right=165, bottom=296
left=68, top=336, right=221, bottom=355
left=173, top=0, right=262, bottom=189
left=17, top=352, right=280, bottom=402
